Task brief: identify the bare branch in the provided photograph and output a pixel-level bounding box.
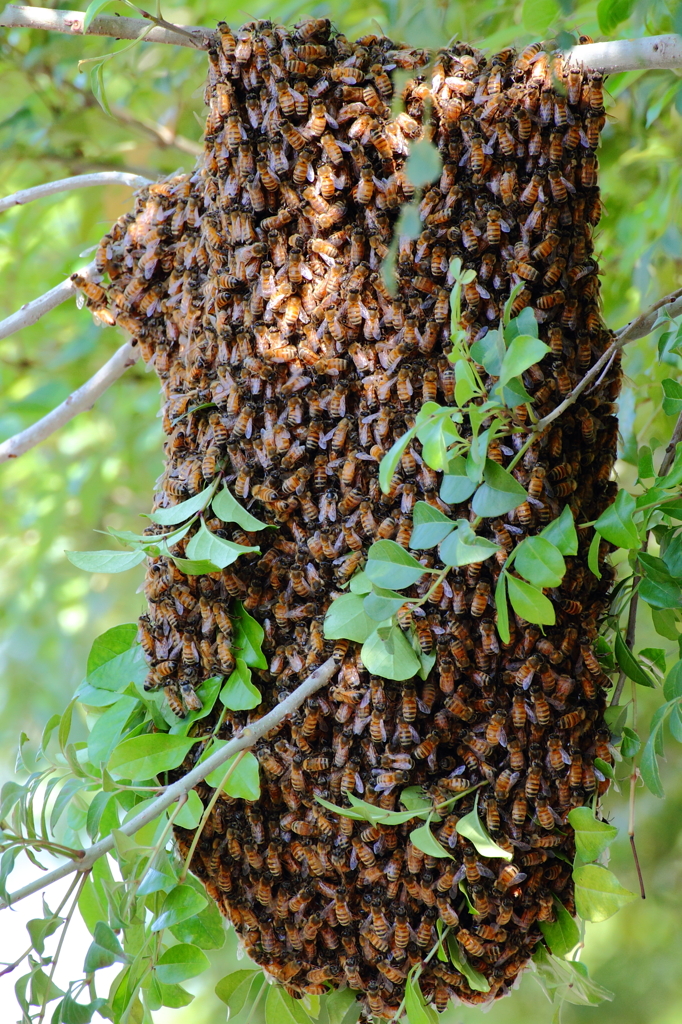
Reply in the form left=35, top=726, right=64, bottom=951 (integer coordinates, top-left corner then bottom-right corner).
left=659, top=408, right=682, bottom=477
left=615, top=287, right=682, bottom=345
left=0, top=656, right=338, bottom=910
left=0, top=340, right=140, bottom=463
left=0, top=171, right=150, bottom=214
left=0, top=262, right=96, bottom=341
left=0, top=5, right=211, bottom=48
left=565, top=33, right=682, bottom=73
left=535, top=286, right=682, bottom=435
left=2, top=6, right=682, bottom=73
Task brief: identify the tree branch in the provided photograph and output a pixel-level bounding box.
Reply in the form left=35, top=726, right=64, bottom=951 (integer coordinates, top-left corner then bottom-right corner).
left=534, top=286, right=682, bottom=435
left=2, top=6, right=682, bottom=72
left=0, top=656, right=338, bottom=910
left=0, top=5, right=212, bottom=48
left=565, top=33, right=682, bottom=73
left=615, top=287, right=682, bottom=345
left=0, top=171, right=150, bottom=214
left=108, top=105, right=202, bottom=157
left=0, top=262, right=96, bottom=341
left=0, top=339, right=140, bottom=463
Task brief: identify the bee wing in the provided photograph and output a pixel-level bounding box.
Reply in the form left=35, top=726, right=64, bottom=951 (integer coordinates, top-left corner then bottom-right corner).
left=307, top=164, right=315, bottom=183
left=560, top=175, right=576, bottom=193
left=452, top=864, right=467, bottom=884
left=324, top=112, right=339, bottom=129
left=478, top=863, right=495, bottom=879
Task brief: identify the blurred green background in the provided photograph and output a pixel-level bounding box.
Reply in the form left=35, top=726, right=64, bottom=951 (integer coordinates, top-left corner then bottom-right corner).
left=2, top=0, right=682, bottom=1021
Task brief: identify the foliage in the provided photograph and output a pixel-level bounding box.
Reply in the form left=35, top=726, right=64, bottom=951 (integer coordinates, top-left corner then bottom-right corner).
left=4, top=0, right=682, bottom=1023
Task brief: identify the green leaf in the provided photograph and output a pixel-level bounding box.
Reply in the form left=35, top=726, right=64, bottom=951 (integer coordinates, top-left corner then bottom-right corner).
left=446, top=934, right=490, bottom=992
left=594, top=490, right=640, bottom=549
left=638, top=572, right=682, bottom=610
left=456, top=803, right=513, bottom=860
left=639, top=702, right=674, bottom=798
left=173, top=790, right=204, bottom=829
left=26, top=915, right=63, bottom=957
left=155, top=944, right=210, bottom=984
left=588, top=532, right=602, bottom=579
left=83, top=921, right=128, bottom=972
left=151, top=885, right=208, bottom=932
left=265, top=982, right=314, bottom=1024
left=108, top=734, right=197, bottom=780
left=405, top=967, right=438, bottom=1024
left=620, top=726, right=641, bottom=758
left=515, top=536, right=566, bottom=588
left=324, top=987, right=359, bottom=1024
left=454, top=358, right=482, bottom=407
left=66, top=548, right=146, bottom=573
left=539, top=899, right=580, bottom=958
left=147, top=484, right=217, bottom=525
left=206, top=751, right=260, bottom=800
left=365, top=539, right=428, bottom=589
left=507, top=575, right=556, bottom=626
left=211, top=484, right=270, bottom=530
left=471, top=328, right=505, bottom=377
left=409, top=502, right=456, bottom=549
left=498, top=376, right=534, bottom=408
left=440, top=456, right=478, bottom=504
left=87, top=645, right=146, bottom=692
left=215, top=970, right=260, bottom=1010
left=379, top=425, right=418, bottom=493
left=170, top=888, right=226, bottom=949
left=405, top=138, right=442, bottom=188
left=472, top=460, right=528, bottom=518
left=87, top=624, right=138, bottom=674
left=439, top=519, right=502, bottom=567
left=417, top=413, right=462, bottom=472
left=363, top=587, right=408, bottom=622
left=597, top=0, right=636, bottom=34
left=170, top=556, right=221, bottom=574
left=220, top=660, right=262, bottom=710
left=662, top=377, right=682, bottom=416
left=83, top=0, right=117, bottom=31
left=540, top=506, right=579, bottom=556
left=664, top=660, right=682, bottom=700
left=90, top=60, right=112, bottom=117
left=499, top=335, right=551, bottom=386
left=400, top=786, right=433, bottom=813
left=136, top=858, right=178, bottom=897
left=185, top=520, right=259, bottom=569
left=348, top=571, right=373, bottom=595
left=409, top=820, right=453, bottom=859
left=614, top=632, right=656, bottom=687
left=505, top=307, right=539, bottom=341
left=495, top=572, right=510, bottom=644
left=324, top=592, right=379, bottom=642
left=361, top=625, right=422, bottom=681
left=233, top=602, right=268, bottom=669
left=568, top=807, right=618, bottom=862
left=87, top=695, right=139, bottom=766
left=155, top=981, right=195, bottom=1008
left=572, top=864, right=637, bottom=922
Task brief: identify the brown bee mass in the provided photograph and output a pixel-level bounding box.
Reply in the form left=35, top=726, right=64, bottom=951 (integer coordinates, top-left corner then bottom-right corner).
left=77, top=19, right=620, bottom=1017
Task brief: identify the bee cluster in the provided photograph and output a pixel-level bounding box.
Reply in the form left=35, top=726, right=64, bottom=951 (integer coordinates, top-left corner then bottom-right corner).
left=78, top=17, right=622, bottom=1016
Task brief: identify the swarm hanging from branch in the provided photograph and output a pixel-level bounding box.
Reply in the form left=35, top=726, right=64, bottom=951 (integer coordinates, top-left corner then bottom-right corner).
left=73, top=18, right=621, bottom=1017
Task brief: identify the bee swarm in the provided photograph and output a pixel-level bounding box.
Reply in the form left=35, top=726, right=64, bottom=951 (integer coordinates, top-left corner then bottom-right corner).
left=79, top=18, right=621, bottom=1017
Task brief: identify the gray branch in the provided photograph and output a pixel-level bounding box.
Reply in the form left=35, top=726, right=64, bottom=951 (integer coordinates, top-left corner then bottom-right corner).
left=2, top=6, right=682, bottom=71
left=0, top=4, right=211, bottom=48
left=0, top=656, right=338, bottom=910
left=0, top=262, right=97, bottom=341
left=0, top=172, right=150, bottom=214
left=0, top=340, right=140, bottom=463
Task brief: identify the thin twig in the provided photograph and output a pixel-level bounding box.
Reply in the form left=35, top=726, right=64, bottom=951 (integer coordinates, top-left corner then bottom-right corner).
left=615, top=287, right=682, bottom=346
left=109, top=105, right=202, bottom=157
left=0, top=171, right=150, bottom=214
left=629, top=770, right=646, bottom=900
left=0, top=656, right=338, bottom=910
left=179, top=749, right=246, bottom=882
left=610, top=578, right=640, bottom=707
left=659, top=409, right=682, bottom=477
left=0, top=261, right=96, bottom=341
left=0, top=5, right=212, bottom=48
left=0, top=340, right=140, bottom=464
left=37, top=871, right=90, bottom=1024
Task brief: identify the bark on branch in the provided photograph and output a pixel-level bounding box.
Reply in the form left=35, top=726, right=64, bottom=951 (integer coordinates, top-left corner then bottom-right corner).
left=2, top=6, right=682, bottom=72
left=0, top=4, right=211, bottom=47
left=0, top=262, right=96, bottom=341
left=0, top=340, right=140, bottom=463
left=0, top=656, right=338, bottom=910
left=0, top=172, right=151, bottom=213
